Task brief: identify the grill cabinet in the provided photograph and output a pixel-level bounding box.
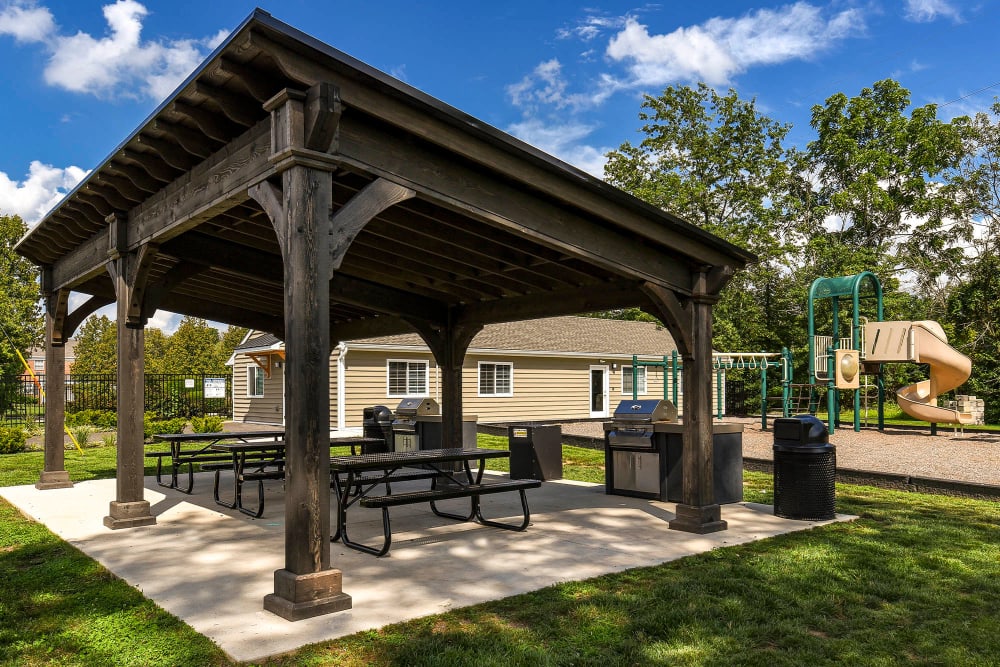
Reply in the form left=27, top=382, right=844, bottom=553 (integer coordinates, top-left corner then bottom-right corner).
left=391, top=398, right=440, bottom=452
left=604, top=399, right=678, bottom=501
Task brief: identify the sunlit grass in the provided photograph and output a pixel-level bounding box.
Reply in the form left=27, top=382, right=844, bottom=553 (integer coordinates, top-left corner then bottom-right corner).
left=1, top=433, right=998, bottom=665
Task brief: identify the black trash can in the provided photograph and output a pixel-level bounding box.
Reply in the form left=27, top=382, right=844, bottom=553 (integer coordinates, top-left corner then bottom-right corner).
left=772, top=415, right=836, bottom=520
left=508, top=424, right=562, bottom=481
left=362, top=405, right=393, bottom=454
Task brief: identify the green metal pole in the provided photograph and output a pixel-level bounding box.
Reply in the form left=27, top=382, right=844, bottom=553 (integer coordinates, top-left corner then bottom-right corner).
left=782, top=347, right=792, bottom=418
left=827, top=345, right=836, bottom=435
left=632, top=354, right=638, bottom=400
left=671, top=350, right=679, bottom=406
left=662, top=355, right=669, bottom=401
left=716, top=367, right=723, bottom=420
left=760, top=357, right=768, bottom=430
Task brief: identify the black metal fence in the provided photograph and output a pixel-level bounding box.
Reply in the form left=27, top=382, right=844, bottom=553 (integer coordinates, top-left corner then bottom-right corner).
left=0, top=373, right=232, bottom=425
left=725, top=378, right=760, bottom=416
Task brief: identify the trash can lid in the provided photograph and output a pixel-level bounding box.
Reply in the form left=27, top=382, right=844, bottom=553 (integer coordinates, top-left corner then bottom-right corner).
left=773, top=414, right=830, bottom=445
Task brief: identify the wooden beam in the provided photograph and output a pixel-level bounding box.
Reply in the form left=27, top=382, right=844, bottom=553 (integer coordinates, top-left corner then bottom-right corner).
left=106, top=164, right=159, bottom=194
left=217, top=56, right=282, bottom=102
left=333, top=115, right=697, bottom=293
left=641, top=282, right=692, bottom=358
left=454, top=280, right=648, bottom=326
left=152, top=119, right=214, bottom=158
left=119, top=149, right=177, bottom=183
left=131, top=120, right=273, bottom=248
left=171, top=101, right=235, bottom=142
left=245, top=28, right=751, bottom=271
left=193, top=81, right=261, bottom=126
left=305, top=82, right=342, bottom=153
left=136, top=134, right=198, bottom=170
left=51, top=227, right=110, bottom=289
left=63, top=295, right=114, bottom=338
left=329, top=177, right=414, bottom=274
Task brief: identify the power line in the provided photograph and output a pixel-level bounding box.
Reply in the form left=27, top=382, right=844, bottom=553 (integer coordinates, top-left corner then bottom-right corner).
left=938, top=81, right=1000, bottom=108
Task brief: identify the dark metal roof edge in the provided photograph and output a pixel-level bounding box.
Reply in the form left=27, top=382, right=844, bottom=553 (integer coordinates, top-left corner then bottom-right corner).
left=15, top=8, right=270, bottom=255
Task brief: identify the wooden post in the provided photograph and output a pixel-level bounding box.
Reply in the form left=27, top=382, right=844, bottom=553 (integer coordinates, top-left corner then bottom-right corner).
left=409, top=318, right=482, bottom=449
left=37, top=285, right=72, bottom=490
left=642, top=274, right=727, bottom=534
left=252, top=86, right=351, bottom=621
left=103, top=220, right=156, bottom=529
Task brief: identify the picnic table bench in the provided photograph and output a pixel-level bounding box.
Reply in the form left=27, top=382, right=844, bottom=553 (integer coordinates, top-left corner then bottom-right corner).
left=330, top=448, right=541, bottom=556
left=146, top=430, right=285, bottom=494
left=210, top=436, right=384, bottom=517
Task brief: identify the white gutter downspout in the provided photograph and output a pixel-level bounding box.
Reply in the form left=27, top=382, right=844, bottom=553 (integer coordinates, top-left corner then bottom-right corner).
left=336, top=342, right=348, bottom=431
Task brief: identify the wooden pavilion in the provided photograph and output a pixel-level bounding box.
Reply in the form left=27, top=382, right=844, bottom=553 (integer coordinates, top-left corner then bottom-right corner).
left=15, top=10, right=754, bottom=620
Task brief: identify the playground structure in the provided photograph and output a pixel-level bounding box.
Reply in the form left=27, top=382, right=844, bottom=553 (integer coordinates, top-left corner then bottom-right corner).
left=631, top=350, right=794, bottom=429
left=808, top=271, right=974, bottom=433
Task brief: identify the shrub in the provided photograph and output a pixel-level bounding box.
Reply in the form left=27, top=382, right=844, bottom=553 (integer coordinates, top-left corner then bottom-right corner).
left=0, top=426, right=27, bottom=454
left=69, top=425, right=97, bottom=448
left=65, top=409, right=117, bottom=430
left=101, top=434, right=117, bottom=448
left=143, top=414, right=188, bottom=440
left=190, top=415, right=224, bottom=433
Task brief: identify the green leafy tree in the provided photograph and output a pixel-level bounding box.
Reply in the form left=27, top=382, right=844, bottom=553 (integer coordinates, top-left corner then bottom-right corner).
left=71, top=315, right=117, bottom=374
left=805, top=79, right=966, bottom=286
left=218, top=325, right=249, bottom=367
left=161, top=316, right=223, bottom=375
left=940, top=101, right=1000, bottom=421
left=604, top=83, right=815, bottom=352
left=144, top=327, right=169, bottom=374
left=0, top=213, right=43, bottom=377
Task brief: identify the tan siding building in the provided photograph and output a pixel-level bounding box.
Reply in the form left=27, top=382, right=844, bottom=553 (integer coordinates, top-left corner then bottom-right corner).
left=230, top=316, right=695, bottom=428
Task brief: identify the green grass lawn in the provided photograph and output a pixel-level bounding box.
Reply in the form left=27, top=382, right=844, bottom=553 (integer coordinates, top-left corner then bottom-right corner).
left=2, top=438, right=998, bottom=665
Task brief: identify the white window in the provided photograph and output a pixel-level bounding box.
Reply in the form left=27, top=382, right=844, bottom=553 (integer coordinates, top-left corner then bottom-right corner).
left=387, top=360, right=429, bottom=397
left=478, top=362, right=513, bottom=397
left=247, top=365, right=265, bottom=398
left=622, top=365, right=648, bottom=395
left=34, top=359, right=45, bottom=373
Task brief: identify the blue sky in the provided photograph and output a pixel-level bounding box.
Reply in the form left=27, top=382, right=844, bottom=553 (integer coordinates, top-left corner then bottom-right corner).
left=0, top=0, right=996, bottom=332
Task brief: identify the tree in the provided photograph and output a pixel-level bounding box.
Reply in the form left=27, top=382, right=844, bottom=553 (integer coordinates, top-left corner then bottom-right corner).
left=71, top=315, right=117, bottom=374
left=940, top=100, right=1000, bottom=421
left=604, top=83, right=815, bottom=352
left=805, top=79, right=967, bottom=285
left=218, top=325, right=249, bottom=367
left=144, top=327, right=169, bottom=374
left=160, top=316, right=223, bottom=375
left=0, top=213, right=43, bottom=377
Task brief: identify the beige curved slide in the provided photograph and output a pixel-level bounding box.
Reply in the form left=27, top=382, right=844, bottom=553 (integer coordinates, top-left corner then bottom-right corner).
left=864, top=320, right=974, bottom=425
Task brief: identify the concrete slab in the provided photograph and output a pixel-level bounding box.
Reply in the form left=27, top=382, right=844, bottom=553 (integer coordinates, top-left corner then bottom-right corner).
left=1, top=473, right=853, bottom=663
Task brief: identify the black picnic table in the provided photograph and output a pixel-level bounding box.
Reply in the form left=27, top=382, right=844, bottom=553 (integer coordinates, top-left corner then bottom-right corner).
left=148, top=430, right=285, bottom=494
left=330, top=448, right=540, bottom=556
left=209, top=436, right=384, bottom=517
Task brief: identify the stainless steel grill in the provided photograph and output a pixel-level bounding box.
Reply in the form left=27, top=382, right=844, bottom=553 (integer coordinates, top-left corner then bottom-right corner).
left=604, top=399, right=677, bottom=500
left=391, top=398, right=440, bottom=452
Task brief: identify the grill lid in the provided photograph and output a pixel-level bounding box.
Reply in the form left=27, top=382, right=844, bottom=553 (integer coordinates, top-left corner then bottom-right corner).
left=394, top=397, right=440, bottom=417
left=612, top=399, right=678, bottom=423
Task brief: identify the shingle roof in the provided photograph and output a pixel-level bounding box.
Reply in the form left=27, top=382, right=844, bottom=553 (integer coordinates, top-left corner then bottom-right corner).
left=234, top=332, right=283, bottom=352
left=350, top=316, right=676, bottom=357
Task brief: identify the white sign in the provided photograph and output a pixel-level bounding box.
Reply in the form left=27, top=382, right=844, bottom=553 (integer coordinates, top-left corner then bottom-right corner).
left=184, top=379, right=195, bottom=388
left=204, top=378, right=227, bottom=398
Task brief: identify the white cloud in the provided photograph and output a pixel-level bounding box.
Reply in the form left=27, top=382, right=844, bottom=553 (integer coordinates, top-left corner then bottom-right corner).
left=0, top=0, right=54, bottom=42
left=606, top=3, right=862, bottom=87
left=506, top=118, right=610, bottom=177
left=0, top=160, right=88, bottom=225
left=904, top=0, right=961, bottom=23
left=507, top=59, right=622, bottom=112
left=0, top=0, right=228, bottom=101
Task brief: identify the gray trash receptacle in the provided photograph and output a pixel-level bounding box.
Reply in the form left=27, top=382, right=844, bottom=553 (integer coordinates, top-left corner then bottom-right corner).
left=508, top=424, right=562, bottom=481
left=772, top=415, right=836, bottom=520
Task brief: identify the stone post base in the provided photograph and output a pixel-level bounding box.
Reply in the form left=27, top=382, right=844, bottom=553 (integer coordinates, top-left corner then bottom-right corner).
left=36, top=470, right=73, bottom=490
left=263, top=568, right=353, bottom=621
left=103, top=500, right=156, bottom=529
left=669, top=503, right=728, bottom=534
